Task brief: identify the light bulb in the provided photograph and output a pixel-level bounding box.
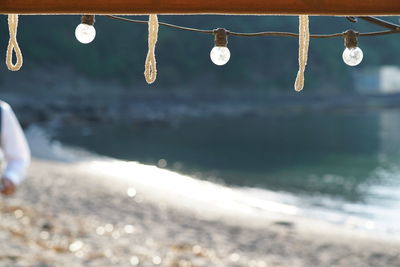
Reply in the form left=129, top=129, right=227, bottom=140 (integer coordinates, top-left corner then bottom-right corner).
left=210, top=46, right=231, bottom=66
left=75, top=23, right=96, bottom=44
left=342, top=47, right=363, bottom=66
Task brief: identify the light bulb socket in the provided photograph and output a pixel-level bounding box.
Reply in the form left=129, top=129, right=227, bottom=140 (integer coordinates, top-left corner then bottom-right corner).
left=343, top=30, right=359, bottom=49
left=213, top=28, right=229, bottom=47
left=81, top=15, right=95, bottom=26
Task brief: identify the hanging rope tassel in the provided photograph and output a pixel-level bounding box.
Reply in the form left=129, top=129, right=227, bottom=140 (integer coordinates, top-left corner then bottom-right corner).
left=6, top=14, right=23, bottom=71
left=144, top=14, right=159, bottom=84
left=294, top=15, right=310, bottom=92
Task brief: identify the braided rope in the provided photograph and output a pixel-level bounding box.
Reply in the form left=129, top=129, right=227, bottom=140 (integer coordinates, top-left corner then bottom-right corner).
left=144, top=14, right=159, bottom=84
left=6, top=14, right=23, bottom=71
left=294, top=15, right=309, bottom=92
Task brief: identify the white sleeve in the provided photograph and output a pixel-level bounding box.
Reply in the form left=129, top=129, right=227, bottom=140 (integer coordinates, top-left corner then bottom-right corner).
left=1, top=102, right=30, bottom=184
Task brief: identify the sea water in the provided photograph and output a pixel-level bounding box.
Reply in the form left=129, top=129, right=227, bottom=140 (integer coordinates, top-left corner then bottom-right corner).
left=50, top=110, right=400, bottom=235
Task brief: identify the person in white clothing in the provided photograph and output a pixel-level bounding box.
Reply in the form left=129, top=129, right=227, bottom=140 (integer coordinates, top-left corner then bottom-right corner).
left=0, top=101, right=30, bottom=196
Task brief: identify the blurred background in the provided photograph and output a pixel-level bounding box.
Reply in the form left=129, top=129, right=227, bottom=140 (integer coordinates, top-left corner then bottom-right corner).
left=1, top=15, right=400, bottom=266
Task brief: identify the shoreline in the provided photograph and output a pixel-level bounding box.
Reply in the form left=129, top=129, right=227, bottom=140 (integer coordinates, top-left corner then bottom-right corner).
left=2, top=89, right=400, bottom=128
left=1, top=156, right=399, bottom=266
left=78, top=157, right=400, bottom=241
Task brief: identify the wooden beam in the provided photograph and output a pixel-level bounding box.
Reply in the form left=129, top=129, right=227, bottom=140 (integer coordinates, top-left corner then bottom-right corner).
left=1, top=0, right=400, bottom=15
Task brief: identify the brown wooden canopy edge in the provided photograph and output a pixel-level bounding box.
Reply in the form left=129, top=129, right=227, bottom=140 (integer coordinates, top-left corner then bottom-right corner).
left=1, top=0, right=400, bottom=15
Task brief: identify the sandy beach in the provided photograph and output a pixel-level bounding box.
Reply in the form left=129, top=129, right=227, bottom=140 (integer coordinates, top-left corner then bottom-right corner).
left=0, top=152, right=399, bottom=267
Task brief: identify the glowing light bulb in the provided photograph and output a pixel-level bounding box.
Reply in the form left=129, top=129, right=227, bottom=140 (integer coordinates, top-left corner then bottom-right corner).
left=210, top=46, right=231, bottom=66
left=342, top=47, right=363, bottom=66
left=75, top=23, right=96, bottom=44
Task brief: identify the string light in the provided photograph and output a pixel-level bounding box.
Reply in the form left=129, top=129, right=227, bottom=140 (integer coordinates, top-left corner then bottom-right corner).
left=210, top=28, right=230, bottom=66
left=342, top=30, right=363, bottom=66
left=343, top=47, right=363, bottom=66
left=75, top=15, right=96, bottom=44
left=103, top=15, right=400, bottom=90
left=2, top=14, right=400, bottom=92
